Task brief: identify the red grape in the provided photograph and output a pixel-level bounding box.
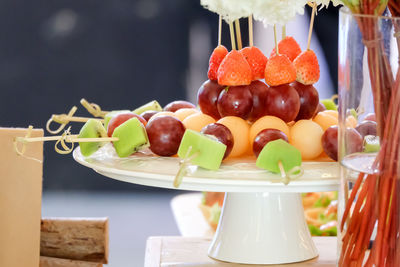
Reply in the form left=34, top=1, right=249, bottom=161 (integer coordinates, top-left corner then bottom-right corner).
left=107, top=113, right=146, bottom=137
left=217, top=85, right=253, bottom=119
left=164, top=100, right=196, bottom=112
left=322, top=126, right=338, bottom=161
left=197, top=80, right=224, bottom=119
left=253, top=129, right=288, bottom=157
left=364, top=113, right=376, bottom=122
left=322, top=126, right=363, bottom=161
left=201, top=123, right=234, bottom=159
left=265, top=84, right=300, bottom=122
left=141, top=110, right=159, bottom=122
left=248, top=80, right=269, bottom=122
left=346, top=128, right=363, bottom=154
left=355, top=120, right=377, bottom=138
left=291, top=81, right=319, bottom=120
left=313, top=102, right=326, bottom=117
left=145, top=115, right=186, bottom=156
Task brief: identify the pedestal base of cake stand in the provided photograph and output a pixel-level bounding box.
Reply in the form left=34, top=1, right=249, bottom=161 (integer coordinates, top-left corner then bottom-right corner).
left=208, top=192, right=318, bottom=265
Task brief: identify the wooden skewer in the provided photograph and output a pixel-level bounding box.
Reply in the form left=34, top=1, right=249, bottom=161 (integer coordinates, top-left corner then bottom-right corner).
left=218, top=15, right=222, bottom=46
left=234, top=19, right=242, bottom=50
left=16, top=135, right=117, bottom=143
left=14, top=126, right=118, bottom=156
left=47, top=109, right=104, bottom=135
left=173, top=146, right=200, bottom=188
left=278, top=161, right=289, bottom=185
left=229, top=22, right=236, bottom=50
left=80, top=98, right=109, bottom=118
left=273, top=24, right=279, bottom=55
left=282, top=25, right=287, bottom=39
left=307, top=1, right=317, bottom=50
left=248, top=15, right=253, bottom=47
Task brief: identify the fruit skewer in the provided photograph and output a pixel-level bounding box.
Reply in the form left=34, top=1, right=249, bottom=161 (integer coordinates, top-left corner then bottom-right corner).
left=15, top=118, right=149, bottom=158
left=46, top=100, right=162, bottom=135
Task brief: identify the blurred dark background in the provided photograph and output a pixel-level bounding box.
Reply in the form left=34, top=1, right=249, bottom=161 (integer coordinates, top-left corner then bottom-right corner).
left=0, top=0, right=339, bottom=191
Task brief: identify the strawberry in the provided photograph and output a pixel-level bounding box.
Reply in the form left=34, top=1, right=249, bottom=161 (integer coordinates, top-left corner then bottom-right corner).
left=208, top=45, right=228, bottom=81
left=217, top=50, right=252, bottom=86
left=270, top=36, right=302, bottom=62
left=240, top=46, right=268, bottom=81
left=293, top=50, right=320, bottom=85
left=264, top=54, right=296, bottom=86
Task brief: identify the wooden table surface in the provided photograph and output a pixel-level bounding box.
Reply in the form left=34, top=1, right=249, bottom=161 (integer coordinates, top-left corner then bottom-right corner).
left=144, top=236, right=337, bottom=267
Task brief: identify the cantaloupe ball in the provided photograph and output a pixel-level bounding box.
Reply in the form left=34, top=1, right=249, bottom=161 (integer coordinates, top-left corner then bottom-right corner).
left=149, top=111, right=177, bottom=121
left=323, top=110, right=338, bottom=119
left=346, top=116, right=357, bottom=128
left=183, top=112, right=215, bottom=132
left=313, top=112, right=338, bottom=131
left=249, top=116, right=290, bottom=145
left=174, top=108, right=199, bottom=121
left=217, top=116, right=250, bottom=157
left=290, top=120, right=324, bottom=160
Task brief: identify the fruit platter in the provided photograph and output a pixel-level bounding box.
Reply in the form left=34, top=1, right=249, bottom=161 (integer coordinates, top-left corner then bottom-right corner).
left=13, top=0, right=381, bottom=265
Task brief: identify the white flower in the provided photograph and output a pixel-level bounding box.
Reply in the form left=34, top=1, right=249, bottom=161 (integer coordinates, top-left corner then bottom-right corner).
left=253, top=0, right=309, bottom=26
left=201, top=0, right=256, bottom=23
left=315, top=0, right=343, bottom=9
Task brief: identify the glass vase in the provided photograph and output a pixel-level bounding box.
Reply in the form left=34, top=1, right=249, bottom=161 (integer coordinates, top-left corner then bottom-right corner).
left=338, top=7, right=400, bottom=266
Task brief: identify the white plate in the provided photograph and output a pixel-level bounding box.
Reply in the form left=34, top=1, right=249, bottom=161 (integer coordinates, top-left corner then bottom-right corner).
left=73, top=144, right=340, bottom=193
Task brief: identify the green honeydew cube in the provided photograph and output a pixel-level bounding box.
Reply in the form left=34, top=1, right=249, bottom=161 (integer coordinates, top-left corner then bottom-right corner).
left=363, top=135, right=380, bottom=153
left=177, top=129, right=226, bottom=170
left=104, top=110, right=131, bottom=129
left=256, top=139, right=302, bottom=173
left=112, top=117, right=149, bottom=158
left=132, top=100, right=162, bottom=115
left=78, top=119, right=108, bottom=157
left=321, top=99, right=337, bottom=111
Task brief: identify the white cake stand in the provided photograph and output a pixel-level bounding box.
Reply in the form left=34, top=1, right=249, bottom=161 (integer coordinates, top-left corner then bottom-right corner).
left=73, top=145, right=339, bottom=265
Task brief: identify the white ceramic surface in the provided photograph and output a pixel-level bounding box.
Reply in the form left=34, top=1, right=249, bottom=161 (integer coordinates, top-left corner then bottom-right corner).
left=208, top=192, right=318, bottom=264
left=73, top=145, right=339, bottom=193
left=73, top=145, right=338, bottom=264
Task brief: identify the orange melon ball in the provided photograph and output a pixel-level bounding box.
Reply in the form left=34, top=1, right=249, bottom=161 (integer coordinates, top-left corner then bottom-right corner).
left=323, top=110, right=338, bottom=119
left=346, top=116, right=357, bottom=128
left=217, top=116, right=250, bottom=157
left=313, top=112, right=338, bottom=131
left=174, top=108, right=199, bottom=121
left=249, top=116, right=290, bottom=145
left=183, top=112, right=215, bottom=132
left=290, top=120, right=324, bottom=160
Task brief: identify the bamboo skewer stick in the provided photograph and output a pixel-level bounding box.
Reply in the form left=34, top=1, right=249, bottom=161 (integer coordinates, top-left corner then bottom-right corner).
left=307, top=2, right=317, bottom=50
left=273, top=25, right=279, bottom=55
left=46, top=106, right=104, bottom=135
left=80, top=99, right=109, bottom=118
left=282, top=25, right=287, bottom=39
left=14, top=126, right=118, bottom=156
left=248, top=15, right=253, bottom=47
left=218, top=15, right=222, bottom=46
left=229, top=22, right=236, bottom=50
left=234, top=19, right=242, bottom=50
